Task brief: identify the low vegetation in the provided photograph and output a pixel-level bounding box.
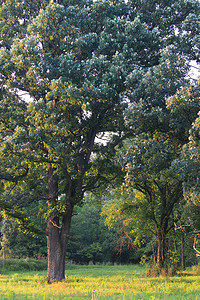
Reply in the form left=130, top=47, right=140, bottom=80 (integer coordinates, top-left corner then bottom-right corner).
left=0, top=258, right=47, bottom=273
left=0, top=261, right=200, bottom=299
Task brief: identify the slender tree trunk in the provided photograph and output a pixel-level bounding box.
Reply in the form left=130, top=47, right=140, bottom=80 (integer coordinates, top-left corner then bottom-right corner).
left=157, top=232, right=164, bottom=268
left=157, top=229, right=167, bottom=270
left=174, top=237, right=177, bottom=252
left=46, top=166, right=74, bottom=283
left=150, top=240, right=156, bottom=264
left=181, top=234, right=185, bottom=270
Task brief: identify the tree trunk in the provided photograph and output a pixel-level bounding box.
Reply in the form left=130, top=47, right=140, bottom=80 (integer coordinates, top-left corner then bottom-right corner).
left=46, top=206, right=73, bottom=283
left=157, top=229, right=167, bottom=270
left=181, top=234, right=185, bottom=270
left=47, top=219, right=64, bottom=283
left=151, top=240, right=156, bottom=264
left=46, top=166, right=74, bottom=283
left=157, top=233, right=164, bottom=268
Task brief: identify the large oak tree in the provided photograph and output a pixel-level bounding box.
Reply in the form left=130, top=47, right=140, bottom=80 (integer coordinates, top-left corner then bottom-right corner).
left=0, top=0, right=200, bottom=282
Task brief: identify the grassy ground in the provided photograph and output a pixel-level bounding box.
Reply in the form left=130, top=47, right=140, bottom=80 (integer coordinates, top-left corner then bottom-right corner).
left=0, top=262, right=200, bottom=299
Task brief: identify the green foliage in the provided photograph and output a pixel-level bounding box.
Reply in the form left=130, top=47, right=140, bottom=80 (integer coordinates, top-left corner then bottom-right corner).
left=166, top=85, right=200, bottom=143
left=102, top=189, right=155, bottom=247
left=0, top=219, right=13, bottom=259
left=8, top=229, right=46, bottom=259
left=0, top=258, right=47, bottom=273
left=0, top=215, right=46, bottom=259
left=1, top=0, right=199, bottom=199
left=103, top=127, right=198, bottom=269
left=67, top=196, right=138, bottom=264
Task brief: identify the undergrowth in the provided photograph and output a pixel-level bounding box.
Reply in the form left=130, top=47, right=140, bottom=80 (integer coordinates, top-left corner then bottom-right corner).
left=0, top=258, right=47, bottom=273
left=0, top=262, right=200, bottom=299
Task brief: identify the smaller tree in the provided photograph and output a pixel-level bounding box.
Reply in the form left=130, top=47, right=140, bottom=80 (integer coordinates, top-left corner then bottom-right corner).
left=166, top=79, right=200, bottom=260
left=116, top=135, right=184, bottom=271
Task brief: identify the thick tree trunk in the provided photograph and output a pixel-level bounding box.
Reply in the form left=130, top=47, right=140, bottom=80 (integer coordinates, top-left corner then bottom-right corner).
left=46, top=206, right=73, bottom=283
left=47, top=219, right=65, bottom=283
left=46, top=166, right=74, bottom=283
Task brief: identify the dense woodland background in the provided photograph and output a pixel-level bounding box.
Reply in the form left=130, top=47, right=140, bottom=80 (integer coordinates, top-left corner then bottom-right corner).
left=0, top=193, right=199, bottom=269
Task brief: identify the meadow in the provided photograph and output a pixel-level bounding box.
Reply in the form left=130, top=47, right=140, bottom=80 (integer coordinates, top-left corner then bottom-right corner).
left=0, top=260, right=200, bottom=299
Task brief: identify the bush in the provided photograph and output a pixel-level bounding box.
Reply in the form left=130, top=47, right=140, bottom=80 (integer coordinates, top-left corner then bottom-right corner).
left=145, top=263, right=176, bottom=277
left=192, top=265, right=200, bottom=275
left=0, top=258, right=47, bottom=273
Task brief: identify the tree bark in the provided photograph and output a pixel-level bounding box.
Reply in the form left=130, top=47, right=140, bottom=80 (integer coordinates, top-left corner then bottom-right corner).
left=181, top=234, right=185, bottom=270
left=47, top=218, right=64, bottom=283
left=157, top=232, right=164, bottom=268
left=157, top=228, right=167, bottom=270
left=46, top=205, right=73, bottom=283
left=46, top=166, right=74, bottom=283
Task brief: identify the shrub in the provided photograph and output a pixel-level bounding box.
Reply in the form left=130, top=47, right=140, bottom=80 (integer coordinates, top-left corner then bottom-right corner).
left=192, top=265, right=200, bottom=275
left=0, top=258, right=47, bottom=273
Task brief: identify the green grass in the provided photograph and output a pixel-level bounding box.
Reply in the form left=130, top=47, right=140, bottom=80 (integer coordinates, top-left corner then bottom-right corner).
left=0, top=262, right=200, bottom=299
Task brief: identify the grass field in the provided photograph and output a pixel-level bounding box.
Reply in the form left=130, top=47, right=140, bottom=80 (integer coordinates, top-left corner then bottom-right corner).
left=0, top=262, right=200, bottom=299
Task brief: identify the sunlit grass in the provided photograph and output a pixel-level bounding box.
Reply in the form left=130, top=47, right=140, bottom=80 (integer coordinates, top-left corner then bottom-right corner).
left=0, top=264, right=200, bottom=299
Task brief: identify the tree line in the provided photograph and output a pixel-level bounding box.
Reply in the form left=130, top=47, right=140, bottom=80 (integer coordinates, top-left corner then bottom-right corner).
left=1, top=194, right=198, bottom=269
left=0, top=0, right=200, bottom=282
